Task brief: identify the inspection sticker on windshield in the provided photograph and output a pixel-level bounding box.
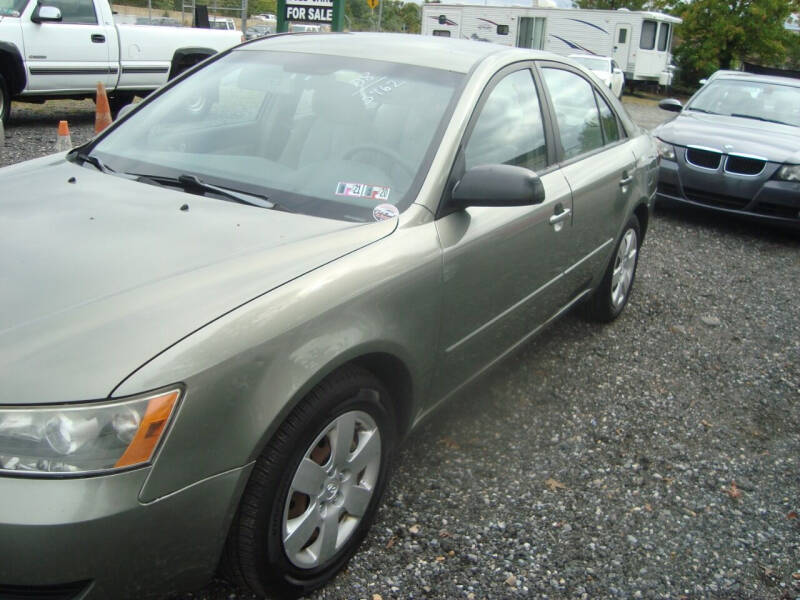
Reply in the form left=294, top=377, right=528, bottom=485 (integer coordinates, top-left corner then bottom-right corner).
left=335, top=182, right=390, bottom=201
left=372, top=203, right=399, bottom=221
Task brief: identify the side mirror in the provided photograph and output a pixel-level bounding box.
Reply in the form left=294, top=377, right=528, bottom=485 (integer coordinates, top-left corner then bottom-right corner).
left=658, top=98, right=683, bottom=113
left=31, top=4, right=62, bottom=22
left=451, top=164, right=545, bottom=210
left=613, top=68, right=622, bottom=74
left=699, top=78, right=708, bottom=85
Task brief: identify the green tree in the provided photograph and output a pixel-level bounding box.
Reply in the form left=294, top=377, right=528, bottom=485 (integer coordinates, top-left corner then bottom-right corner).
left=672, top=0, right=798, bottom=83
left=344, top=0, right=419, bottom=32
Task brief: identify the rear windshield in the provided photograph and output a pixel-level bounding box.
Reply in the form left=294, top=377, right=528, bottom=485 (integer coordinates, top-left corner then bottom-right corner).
left=92, top=51, right=463, bottom=222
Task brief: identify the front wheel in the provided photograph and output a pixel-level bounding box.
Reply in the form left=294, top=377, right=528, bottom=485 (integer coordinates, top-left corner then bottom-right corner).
left=584, top=214, right=640, bottom=322
left=221, top=365, right=396, bottom=598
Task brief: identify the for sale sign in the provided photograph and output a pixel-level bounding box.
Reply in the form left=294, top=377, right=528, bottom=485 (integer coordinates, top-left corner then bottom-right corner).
left=284, top=0, right=333, bottom=24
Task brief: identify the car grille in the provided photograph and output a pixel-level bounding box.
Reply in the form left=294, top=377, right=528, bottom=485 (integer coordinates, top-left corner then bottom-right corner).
left=0, top=581, right=91, bottom=599
left=725, top=155, right=766, bottom=176
left=683, top=187, right=750, bottom=210
left=685, top=147, right=721, bottom=170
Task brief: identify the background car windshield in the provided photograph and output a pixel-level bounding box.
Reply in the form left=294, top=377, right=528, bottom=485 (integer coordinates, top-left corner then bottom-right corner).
left=93, top=51, right=462, bottom=222
left=572, top=56, right=610, bottom=72
left=687, top=79, right=800, bottom=126
left=0, top=0, right=27, bottom=15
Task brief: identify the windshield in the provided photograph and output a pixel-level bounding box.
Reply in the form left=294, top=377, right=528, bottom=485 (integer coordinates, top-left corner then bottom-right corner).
left=687, top=79, right=800, bottom=127
left=0, top=0, right=28, bottom=16
left=92, top=50, right=462, bottom=222
left=572, top=56, right=610, bottom=72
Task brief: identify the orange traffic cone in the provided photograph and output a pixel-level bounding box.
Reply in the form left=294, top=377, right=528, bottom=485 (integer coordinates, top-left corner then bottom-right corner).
left=55, top=120, right=72, bottom=152
left=95, top=82, right=112, bottom=133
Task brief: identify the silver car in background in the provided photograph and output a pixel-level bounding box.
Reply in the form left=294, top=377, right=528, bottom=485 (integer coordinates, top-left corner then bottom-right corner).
left=654, top=71, right=800, bottom=229
left=0, top=34, right=657, bottom=599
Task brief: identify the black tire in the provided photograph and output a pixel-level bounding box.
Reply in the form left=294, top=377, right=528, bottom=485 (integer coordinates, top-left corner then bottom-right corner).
left=584, top=214, right=641, bottom=322
left=108, top=93, right=135, bottom=119
left=221, top=365, right=396, bottom=599
left=0, top=72, right=10, bottom=126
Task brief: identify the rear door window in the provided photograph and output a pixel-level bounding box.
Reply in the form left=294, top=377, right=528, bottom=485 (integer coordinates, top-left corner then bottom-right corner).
left=542, top=68, right=603, bottom=160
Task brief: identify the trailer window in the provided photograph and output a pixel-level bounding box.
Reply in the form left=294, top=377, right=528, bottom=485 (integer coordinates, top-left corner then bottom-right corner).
left=497, top=24, right=509, bottom=35
left=640, top=20, right=656, bottom=50
left=432, top=30, right=451, bottom=37
left=618, top=29, right=627, bottom=44
left=657, top=23, right=670, bottom=51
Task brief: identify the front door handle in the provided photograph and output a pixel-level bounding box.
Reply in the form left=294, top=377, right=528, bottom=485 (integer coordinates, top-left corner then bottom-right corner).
left=619, top=173, right=634, bottom=187
left=91, top=34, right=105, bottom=43
left=549, top=207, right=571, bottom=226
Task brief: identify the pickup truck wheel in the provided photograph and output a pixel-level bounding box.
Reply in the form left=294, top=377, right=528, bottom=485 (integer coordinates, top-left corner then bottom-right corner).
left=108, top=94, right=135, bottom=119
left=220, top=365, right=396, bottom=598
left=0, top=73, right=10, bottom=126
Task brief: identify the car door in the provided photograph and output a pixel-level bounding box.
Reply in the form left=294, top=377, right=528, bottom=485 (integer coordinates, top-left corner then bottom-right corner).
left=538, top=62, right=637, bottom=294
left=21, top=0, right=116, bottom=92
left=431, top=64, right=574, bottom=401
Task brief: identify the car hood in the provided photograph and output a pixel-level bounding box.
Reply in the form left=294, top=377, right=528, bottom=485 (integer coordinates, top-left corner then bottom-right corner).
left=654, top=111, right=800, bottom=163
left=0, top=156, right=397, bottom=404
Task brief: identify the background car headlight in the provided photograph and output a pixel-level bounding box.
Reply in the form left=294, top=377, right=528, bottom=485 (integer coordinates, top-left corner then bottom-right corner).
left=0, top=388, right=180, bottom=476
left=776, top=164, right=800, bottom=182
left=654, top=138, right=676, bottom=161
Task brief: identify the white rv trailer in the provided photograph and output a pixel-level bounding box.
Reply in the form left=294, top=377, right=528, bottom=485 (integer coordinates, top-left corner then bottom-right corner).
left=420, top=4, right=681, bottom=86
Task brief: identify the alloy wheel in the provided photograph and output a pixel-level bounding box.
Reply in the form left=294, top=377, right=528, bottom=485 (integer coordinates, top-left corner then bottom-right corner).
left=611, top=228, right=637, bottom=309
left=282, top=407, right=382, bottom=569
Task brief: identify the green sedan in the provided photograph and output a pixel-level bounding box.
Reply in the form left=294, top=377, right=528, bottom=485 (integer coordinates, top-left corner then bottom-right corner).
left=0, top=32, right=657, bottom=599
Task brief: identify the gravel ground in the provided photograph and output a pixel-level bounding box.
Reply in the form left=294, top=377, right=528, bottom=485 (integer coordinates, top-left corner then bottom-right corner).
left=2, top=96, right=798, bottom=600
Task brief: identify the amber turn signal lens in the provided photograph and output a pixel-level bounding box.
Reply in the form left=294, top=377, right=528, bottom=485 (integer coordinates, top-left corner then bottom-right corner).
left=115, top=390, right=180, bottom=468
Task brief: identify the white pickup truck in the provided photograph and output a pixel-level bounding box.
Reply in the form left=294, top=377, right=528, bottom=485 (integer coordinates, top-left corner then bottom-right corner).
left=0, top=0, right=241, bottom=123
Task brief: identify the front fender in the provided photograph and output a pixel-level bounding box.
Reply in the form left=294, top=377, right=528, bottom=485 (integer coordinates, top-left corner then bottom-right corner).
left=114, top=209, right=443, bottom=502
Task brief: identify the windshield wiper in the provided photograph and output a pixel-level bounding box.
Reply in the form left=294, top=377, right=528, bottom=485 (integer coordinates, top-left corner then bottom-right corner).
left=135, top=173, right=276, bottom=210
left=686, top=107, right=719, bottom=115
left=69, top=150, right=114, bottom=173
left=730, top=113, right=793, bottom=126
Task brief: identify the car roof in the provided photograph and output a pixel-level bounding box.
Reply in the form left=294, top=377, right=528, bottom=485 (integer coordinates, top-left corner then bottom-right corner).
left=239, top=32, right=561, bottom=73
left=711, top=70, right=800, bottom=88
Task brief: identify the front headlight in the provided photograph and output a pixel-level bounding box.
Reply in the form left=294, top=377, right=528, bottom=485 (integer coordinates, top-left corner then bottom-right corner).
left=654, top=137, right=676, bottom=161
left=776, top=164, right=800, bottom=182
left=0, top=388, right=181, bottom=476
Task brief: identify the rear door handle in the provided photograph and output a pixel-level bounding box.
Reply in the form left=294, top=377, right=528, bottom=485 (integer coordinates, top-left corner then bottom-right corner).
left=91, top=34, right=105, bottom=43
left=549, top=207, right=571, bottom=225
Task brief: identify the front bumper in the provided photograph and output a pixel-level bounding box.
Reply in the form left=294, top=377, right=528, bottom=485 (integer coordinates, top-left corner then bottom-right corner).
left=655, top=159, right=800, bottom=230
left=0, top=464, right=251, bottom=599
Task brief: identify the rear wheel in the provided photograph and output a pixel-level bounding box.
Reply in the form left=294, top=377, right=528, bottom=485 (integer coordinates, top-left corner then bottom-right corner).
left=221, top=365, right=395, bottom=598
left=0, top=73, right=11, bottom=126
left=584, top=214, right=640, bottom=322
